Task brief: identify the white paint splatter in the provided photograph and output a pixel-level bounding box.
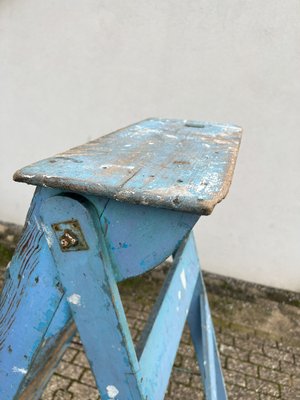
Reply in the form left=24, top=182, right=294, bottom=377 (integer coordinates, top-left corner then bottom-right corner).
left=12, top=366, right=27, bottom=374
left=180, top=270, right=187, bottom=290
left=100, top=164, right=134, bottom=170
left=178, top=290, right=182, bottom=300
left=176, top=306, right=180, bottom=312
left=106, top=385, right=119, bottom=399
left=165, top=134, right=177, bottom=139
left=67, top=293, right=81, bottom=306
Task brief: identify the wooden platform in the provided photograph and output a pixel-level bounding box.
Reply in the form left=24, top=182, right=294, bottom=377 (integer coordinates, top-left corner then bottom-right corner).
left=14, top=118, right=242, bottom=215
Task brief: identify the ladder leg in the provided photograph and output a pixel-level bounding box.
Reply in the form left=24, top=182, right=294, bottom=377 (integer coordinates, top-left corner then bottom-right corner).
left=187, top=235, right=227, bottom=400
left=17, top=300, right=75, bottom=400
left=0, top=189, right=72, bottom=400
left=40, top=194, right=144, bottom=400
left=137, top=234, right=200, bottom=400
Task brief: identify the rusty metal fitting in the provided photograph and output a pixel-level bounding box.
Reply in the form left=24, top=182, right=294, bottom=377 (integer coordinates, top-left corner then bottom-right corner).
left=59, top=230, right=78, bottom=250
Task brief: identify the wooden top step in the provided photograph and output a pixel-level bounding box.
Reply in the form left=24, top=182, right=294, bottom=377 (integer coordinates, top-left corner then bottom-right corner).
left=14, top=118, right=242, bottom=215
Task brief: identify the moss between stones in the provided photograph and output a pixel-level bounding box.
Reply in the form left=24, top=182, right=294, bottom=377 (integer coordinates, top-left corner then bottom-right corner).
left=0, top=243, right=13, bottom=267
left=203, top=271, right=300, bottom=308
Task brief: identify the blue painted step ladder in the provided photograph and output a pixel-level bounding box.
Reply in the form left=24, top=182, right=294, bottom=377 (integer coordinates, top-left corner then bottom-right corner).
left=0, top=119, right=242, bottom=399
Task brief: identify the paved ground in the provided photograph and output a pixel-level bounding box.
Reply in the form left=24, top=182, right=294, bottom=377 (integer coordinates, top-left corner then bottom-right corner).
left=1, top=221, right=300, bottom=399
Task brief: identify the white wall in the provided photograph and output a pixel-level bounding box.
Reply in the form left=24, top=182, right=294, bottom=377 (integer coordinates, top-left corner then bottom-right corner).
left=1, top=0, right=300, bottom=291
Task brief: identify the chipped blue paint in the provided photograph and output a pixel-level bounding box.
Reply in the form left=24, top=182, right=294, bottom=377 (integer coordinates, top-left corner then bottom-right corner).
left=0, top=189, right=107, bottom=400
left=0, top=188, right=64, bottom=399
left=38, top=194, right=227, bottom=399
left=138, top=234, right=200, bottom=399
left=14, top=118, right=242, bottom=215
left=98, top=199, right=198, bottom=281
left=40, top=195, right=144, bottom=399
left=187, top=235, right=227, bottom=400
left=0, top=118, right=241, bottom=398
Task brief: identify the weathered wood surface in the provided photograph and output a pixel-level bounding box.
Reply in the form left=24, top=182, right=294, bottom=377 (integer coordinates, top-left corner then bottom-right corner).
left=40, top=195, right=144, bottom=399
left=14, top=118, right=242, bottom=215
left=99, top=199, right=198, bottom=280
left=0, top=189, right=227, bottom=399
left=0, top=188, right=199, bottom=399
left=0, top=188, right=73, bottom=399
left=39, top=195, right=225, bottom=400
left=0, top=189, right=109, bottom=400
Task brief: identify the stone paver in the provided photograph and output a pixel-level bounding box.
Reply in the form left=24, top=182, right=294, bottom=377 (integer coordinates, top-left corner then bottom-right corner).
left=0, top=221, right=300, bottom=399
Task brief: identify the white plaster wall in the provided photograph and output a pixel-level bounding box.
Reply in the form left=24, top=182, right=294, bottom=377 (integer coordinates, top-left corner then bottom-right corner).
left=1, top=0, right=299, bottom=290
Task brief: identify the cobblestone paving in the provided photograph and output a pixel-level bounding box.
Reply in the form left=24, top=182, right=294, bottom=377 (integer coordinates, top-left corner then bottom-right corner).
left=1, top=222, right=300, bottom=399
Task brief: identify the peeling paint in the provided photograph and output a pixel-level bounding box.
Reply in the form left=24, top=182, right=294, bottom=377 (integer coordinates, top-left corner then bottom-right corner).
left=41, top=223, right=54, bottom=248
left=13, top=118, right=242, bottom=216
left=33, top=215, right=43, bottom=231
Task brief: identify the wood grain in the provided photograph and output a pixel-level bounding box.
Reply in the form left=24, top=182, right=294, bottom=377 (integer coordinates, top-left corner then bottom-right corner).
left=14, top=118, right=242, bottom=215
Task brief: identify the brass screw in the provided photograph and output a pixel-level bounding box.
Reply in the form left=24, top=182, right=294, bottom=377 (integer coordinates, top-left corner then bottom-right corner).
left=60, top=230, right=78, bottom=249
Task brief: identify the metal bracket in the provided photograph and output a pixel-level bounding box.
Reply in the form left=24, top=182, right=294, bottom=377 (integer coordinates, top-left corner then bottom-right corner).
left=52, top=220, right=89, bottom=252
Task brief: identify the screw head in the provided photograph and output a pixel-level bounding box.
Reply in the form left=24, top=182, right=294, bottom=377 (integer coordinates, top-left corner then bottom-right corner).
left=52, top=220, right=89, bottom=252
left=59, top=230, right=78, bottom=249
